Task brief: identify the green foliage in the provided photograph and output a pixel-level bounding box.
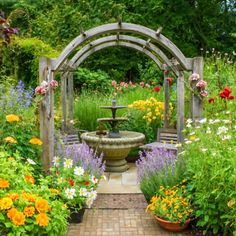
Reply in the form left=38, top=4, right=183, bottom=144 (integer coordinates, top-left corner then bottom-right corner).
left=1, top=37, right=58, bottom=87
left=74, top=68, right=112, bottom=93
left=180, top=99, right=236, bottom=235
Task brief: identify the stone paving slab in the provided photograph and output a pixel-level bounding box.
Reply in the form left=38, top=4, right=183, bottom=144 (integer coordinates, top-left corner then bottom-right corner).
left=67, top=209, right=189, bottom=236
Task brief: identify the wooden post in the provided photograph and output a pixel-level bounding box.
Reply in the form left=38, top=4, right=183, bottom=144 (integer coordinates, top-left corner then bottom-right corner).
left=68, top=72, right=74, bottom=132
left=177, top=71, right=184, bottom=143
left=191, top=57, right=203, bottom=121
left=61, top=72, right=67, bottom=133
left=163, top=65, right=170, bottom=128
left=39, top=57, right=54, bottom=172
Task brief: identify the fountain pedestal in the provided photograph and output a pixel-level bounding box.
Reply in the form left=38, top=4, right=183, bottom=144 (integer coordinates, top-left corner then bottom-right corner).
left=81, top=131, right=145, bottom=172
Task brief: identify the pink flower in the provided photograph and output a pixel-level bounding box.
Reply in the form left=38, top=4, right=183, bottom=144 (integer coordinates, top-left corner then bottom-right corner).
left=111, top=80, right=117, bottom=88
left=200, top=90, right=208, bottom=97
left=50, top=80, right=58, bottom=89
left=189, top=73, right=200, bottom=82
left=140, top=82, right=145, bottom=88
left=196, top=80, right=207, bottom=89
left=145, top=83, right=150, bottom=88
left=35, top=86, right=47, bottom=95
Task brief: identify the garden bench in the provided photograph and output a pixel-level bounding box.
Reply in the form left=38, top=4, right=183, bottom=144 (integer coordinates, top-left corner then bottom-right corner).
left=140, top=128, right=177, bottom=151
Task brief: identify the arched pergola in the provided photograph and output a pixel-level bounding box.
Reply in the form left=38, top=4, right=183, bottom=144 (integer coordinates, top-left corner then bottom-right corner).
left=39, top=22, right=203, bottom=171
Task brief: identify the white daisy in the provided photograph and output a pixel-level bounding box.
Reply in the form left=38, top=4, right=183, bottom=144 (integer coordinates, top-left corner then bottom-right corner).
left=27, top=158, right=36, bottom=165
left=79, top=188, right=88, bottom=197
left=64, top=158, right=73, bottom=168
left=65, top=188, right=76, bottom=199
left=52, top=156, right=60, bottom=166
left=74, top=166, right=84, bottom=176
left=87, top=190, right=97, bottom=201
left=199, top=118, right=207, bottom=124
left=90, top=175, right=98, bottom=184
left=185, top=140, right=192, bottom=144
left=186, top=118, right=193, bottom=124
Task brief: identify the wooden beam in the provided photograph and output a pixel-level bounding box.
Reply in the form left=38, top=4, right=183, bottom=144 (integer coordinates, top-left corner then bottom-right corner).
left=74, top=41, right=163, bottom=70
left=68, top=72, right=74, bottom=133
left=61, top=72, right=67, bottom=133
left=156, top=27, right=163, bottom=36
left=177, top=71, right=184, bottom=143
left=39, top=57, right=55, bottom=172
left=163, top=66, right=170, bottom=128
left=52, top=23, right=192, bottom=71
left=68, top=35, right=179, bottom=75
left=191, top=57, right=204, bottom=121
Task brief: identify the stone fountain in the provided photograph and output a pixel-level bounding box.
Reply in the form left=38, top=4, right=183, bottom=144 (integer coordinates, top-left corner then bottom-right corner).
left=80, top=98, right=145, bottom=172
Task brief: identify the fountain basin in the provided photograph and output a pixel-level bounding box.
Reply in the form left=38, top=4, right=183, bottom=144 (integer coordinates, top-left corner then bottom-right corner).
left=81, top=131, right=145, bottom=172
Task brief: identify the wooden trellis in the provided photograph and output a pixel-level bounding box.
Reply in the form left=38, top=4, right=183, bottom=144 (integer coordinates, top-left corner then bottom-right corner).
left=39, top=22, right=203, bottom=171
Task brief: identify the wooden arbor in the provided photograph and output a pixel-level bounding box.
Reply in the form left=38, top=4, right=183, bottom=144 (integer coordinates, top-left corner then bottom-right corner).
left=39, top=22, right=203, bottom=171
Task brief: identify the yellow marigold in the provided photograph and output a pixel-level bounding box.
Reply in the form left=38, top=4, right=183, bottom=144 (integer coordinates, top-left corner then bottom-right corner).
left=8, top=193, right=19, bottom=201
left=7, top=208, right=18, bottom=220
left=36, top=213, right=49, bottom=227
left=8, top=157, right=15, bottom=161
left=29, top=137, right=43, bottom=145
left=6, top=114, right=20, bottom=123
left=0, top=197, right=13, bottom=210
left=227, top=199, right=236, bottom=208
left=24, top=175, right=35, bottom=185
left=0, top=178, right=10, bottom=189
left=22, top=192, right=37, bottom=202
left=24, top=206, right=35, bottom=217
left=35, top=199, right=49, bottom=213
left=50, top=188, right=59, bottom=194
left=12, top=212, right=25, bottom=226
left=4, top=136, right=17, bottom=144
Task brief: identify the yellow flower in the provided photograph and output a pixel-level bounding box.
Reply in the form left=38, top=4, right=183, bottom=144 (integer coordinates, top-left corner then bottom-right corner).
left=227, top=199, right=236, bottom=208
left=36, top=213, right=49, bottom=227
left=8, top=157, right=15, bottom=161
left=6, top=114, right=20, bottom=123
left=29, top=137, right=43, bottom=145
left=8, top=193, right=19, bottom=201
left=189, top=136, right=196, bottom=141
left=0, top=197, right=13, bottom=210
left=12, top=212, right=25, bottom=226
left=0, top=178, right=10, bottom=189
left=4, top=136, right=17, bottom=144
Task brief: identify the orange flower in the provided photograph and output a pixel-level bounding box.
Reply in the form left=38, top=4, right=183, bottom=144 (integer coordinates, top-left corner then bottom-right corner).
left=29, top=137, right=43, bottom=145
left=6, top=114, right=20, bottom=123
left=0, top=178, right=10, bottom=189
left=50, top=188, right=59, bottom=194
left=8, top=193, right=19, bottom=201
left=36, top=213, right=49, bottom=227
left=24, top=206, right=35, bottom=217
left=35, top=199, right=49, bottom=213
left=12, top=212, right=25, bottom=226
left=4, top=136, right=17, bottom=144
left=22, top=192, right=37, bottom=202
left=0, top=197, right=13, bottom=210
left=24, top=175, right=35, bottom=184
left=7, top=208, right=18, bottom=220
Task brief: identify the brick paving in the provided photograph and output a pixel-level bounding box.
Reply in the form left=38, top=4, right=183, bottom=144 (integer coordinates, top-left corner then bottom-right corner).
left=66, top=194, right=190, bottom=236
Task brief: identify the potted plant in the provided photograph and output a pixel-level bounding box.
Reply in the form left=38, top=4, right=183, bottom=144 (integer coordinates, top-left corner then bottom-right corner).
left=146, top=183, right=193, bottom=232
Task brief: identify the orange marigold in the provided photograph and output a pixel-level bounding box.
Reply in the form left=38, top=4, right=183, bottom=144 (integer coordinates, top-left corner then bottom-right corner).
left=12, top=212, right=25, bottom=226
left=22, top=192, right=37, bottom=202
left=24, top=206, right=35, bottom=217
left=8, top=193, right=19, bottom=201
left=24, top=175, right=35, bottom=184
left=35, top=199, right=49, bottom=213
left=4, top=136, right=17, bottom=144
left=29, top=137, right=43, bottom=145
left=0, top=178, right=10, bottom=189
left=50, top=188, right=59, bottom=194
left=36, top=213, right=49, bottom=227
left=0, top=197, right=13, bottom=210
left=7, top=208, right=18, bottom=219
left=6, top=114, right=20, bottom=123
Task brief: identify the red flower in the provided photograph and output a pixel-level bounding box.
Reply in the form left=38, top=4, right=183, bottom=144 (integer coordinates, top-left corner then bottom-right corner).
left=69, top=179, right=75, bottom=186
left=219, top=92, right=227, bottom=99
left=153, top=87, right=160, bottom=92
left=219, top=87, right=233, bottom=99
left=83, top=181, right=90, bottom=186
left=228, top=95, right=234, bottom=100
left=166, top=77, right=173, bottom=85
left=208, top=98, right=215, bottom=103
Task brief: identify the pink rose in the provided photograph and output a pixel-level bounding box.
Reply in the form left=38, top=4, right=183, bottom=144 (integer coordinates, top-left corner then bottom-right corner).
left=35, top=86, right=47, bottom=95
left=50, top=80, right=58, bottom=89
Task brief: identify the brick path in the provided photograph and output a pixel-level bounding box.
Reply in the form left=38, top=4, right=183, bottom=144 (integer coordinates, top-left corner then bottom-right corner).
left=66, top=194, right=191, bottom=236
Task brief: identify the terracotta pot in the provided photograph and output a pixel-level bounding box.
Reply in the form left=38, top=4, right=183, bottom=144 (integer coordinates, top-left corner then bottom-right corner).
left=68, top=208, right=85, bottom=223
left=154, top=215, right=190, bottom=232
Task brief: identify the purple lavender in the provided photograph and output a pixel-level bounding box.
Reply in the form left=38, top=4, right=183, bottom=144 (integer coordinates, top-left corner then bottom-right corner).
left=136, top=147, right=177, bottom=183
left=56, top=141, right=105, bottom=177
